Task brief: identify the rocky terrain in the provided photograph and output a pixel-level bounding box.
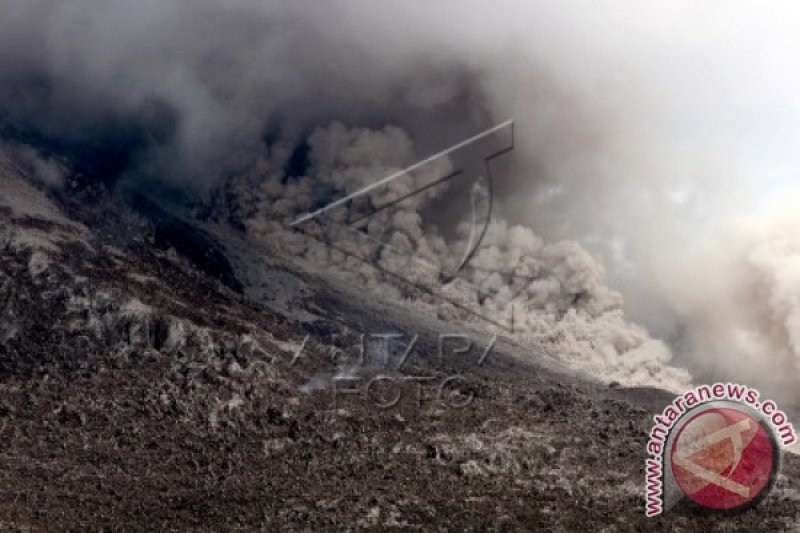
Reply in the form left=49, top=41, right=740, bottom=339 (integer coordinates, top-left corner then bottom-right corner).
left=0, top=166, right=799, bottom=531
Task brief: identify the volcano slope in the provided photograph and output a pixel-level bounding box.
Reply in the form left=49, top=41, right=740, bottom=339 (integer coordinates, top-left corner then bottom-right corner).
left=0, top=169, right=798, bottom=531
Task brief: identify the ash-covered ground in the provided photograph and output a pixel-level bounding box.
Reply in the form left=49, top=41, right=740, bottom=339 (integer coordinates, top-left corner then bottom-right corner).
left=0, top=155, right=798, bottom=531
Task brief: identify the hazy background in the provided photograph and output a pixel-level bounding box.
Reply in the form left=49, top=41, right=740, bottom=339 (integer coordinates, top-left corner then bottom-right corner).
left=1, top=0, right=800, bottom=396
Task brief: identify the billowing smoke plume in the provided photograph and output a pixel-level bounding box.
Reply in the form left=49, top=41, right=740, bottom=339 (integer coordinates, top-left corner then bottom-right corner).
left=239, top=123, right=691, bottom=390
left=653, top=201, right=800, bottom=399
left=2, top=0, right=800, bottom=395
left=0, top=0, right=493, bottom=189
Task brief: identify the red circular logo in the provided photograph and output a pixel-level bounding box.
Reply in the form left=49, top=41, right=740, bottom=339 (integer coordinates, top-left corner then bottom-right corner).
left=670, top=406, right=778, bottom=510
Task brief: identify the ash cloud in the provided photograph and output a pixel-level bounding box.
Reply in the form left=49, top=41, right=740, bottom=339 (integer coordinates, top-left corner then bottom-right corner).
left=2, top=1, right=800, bottom=395
left=240, top=123, right=691, bottom=390
left=0, top=0, right=492, bottom=191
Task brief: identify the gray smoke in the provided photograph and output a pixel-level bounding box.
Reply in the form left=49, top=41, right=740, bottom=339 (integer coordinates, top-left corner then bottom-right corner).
left=0, top=0, right=492, bottom=189
left=240, top=123, right=691, bottom=390
left=2, top=1, right=799, bottom=395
